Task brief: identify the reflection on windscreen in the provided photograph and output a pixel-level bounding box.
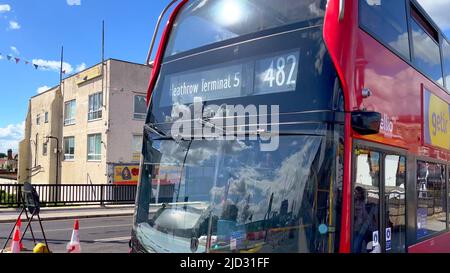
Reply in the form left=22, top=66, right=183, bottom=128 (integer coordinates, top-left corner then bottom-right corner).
left=135, top=133, right=341, bottom=253
left=165, top=0, right=325, bottom=56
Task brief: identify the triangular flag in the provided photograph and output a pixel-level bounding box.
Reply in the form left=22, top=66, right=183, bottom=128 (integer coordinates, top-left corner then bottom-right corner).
left=62, top=70, right=66, bottom=74
left=7, top=55, right=12, bottom=61
left=15, top=58, right=20, bottom=64
left=34, top=64, right=39, bottom=69
left=25, top=61, right=29, bottom=65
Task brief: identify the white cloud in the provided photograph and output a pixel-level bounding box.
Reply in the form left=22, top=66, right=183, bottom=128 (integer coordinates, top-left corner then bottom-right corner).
left=10, top=46, right=19, bottom=55
left=32, top=59, right=74, bottom=74
left=417, top=0, right=450, bottom=31
left=0, top=4, right=11, bottom=13
left=37, top=86, right=51, bottom=94
left=8, top=20, right=20, bottom=30
left=66, top=0, right=81, bottom=6
left=76, top=63, right=86, bottom=72
left=0, top=122, right=25, bottom=153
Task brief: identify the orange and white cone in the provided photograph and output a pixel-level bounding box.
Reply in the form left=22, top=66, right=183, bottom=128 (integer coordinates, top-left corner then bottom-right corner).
left=66, top=219, right=81, bottom=253
left=15, top=218, right=24, bottom=250
left=10, top=228, right=21, bottom=253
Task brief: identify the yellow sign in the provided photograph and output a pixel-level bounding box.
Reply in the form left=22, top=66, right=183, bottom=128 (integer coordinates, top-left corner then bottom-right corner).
left=114, top=165, right=140, bottom=185
left=423, top=89, right=450, bottom=150
left=76, top=64, right=102, bottom=85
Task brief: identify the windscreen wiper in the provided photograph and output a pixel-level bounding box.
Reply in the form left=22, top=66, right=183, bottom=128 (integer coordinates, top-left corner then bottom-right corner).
left=144, top=123, right=168, bottom=138
left=144, top=123, right=190, bottom=142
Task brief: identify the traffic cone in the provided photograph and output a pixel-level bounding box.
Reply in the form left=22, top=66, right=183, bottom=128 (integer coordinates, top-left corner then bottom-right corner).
left=66, top=219, right=81, bottom=253
left=10, top=228, right=21, bottom=253
left=15, top=218, right=24, bottom=250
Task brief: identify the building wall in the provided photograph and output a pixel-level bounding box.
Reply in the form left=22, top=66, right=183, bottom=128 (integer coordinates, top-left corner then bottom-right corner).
left=107, top=60, right=151, bottom=165
left=18, top=59, right=152, bottom=185
left=27, top=87, right=62, bottom=185
left=60, top=64, right=108, bottom=185
left=18, top=103, right=31, bottom=184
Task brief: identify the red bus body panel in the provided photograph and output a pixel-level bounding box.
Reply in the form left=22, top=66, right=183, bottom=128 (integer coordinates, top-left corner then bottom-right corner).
left=324, top=0, right=450, bottom=253
left=146, top=0, right=188, bottom=105
left=324, top=0, right=358, bottom=254
left=409, top=233, right=450, bottom=253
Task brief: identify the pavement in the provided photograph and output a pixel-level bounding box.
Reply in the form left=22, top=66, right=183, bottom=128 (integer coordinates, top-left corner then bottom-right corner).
left=0, top=204, right=134, bottom=223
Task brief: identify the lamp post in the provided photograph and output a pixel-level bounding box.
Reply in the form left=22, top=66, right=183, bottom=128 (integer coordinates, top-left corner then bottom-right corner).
left=30, top=133, right=38, bottom=168
left=45, top=136, right=60, bottom=185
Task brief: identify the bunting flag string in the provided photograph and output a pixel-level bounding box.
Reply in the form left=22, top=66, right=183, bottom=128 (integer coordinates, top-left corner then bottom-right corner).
left=0, top=49, right=75, bottom=76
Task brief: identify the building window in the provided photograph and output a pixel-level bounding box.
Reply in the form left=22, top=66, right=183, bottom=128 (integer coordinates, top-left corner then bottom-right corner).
left=411, top=16, right=444, bottom=86
left=64, top=100, right=76, bottom=126
left=416, top=161, right=447, bottom=240
left=64, top=137, right=75, bottom=160
left=88, top=92, right=103, bottom=121
left=87, top=134, right=102, bottom=161
left=132, top=135, right=143, bottom=162
left=442, top=39, right=450, bottom=90
left=43, top=142, right=48, bottom=156
left=359, top=0, right=410, bottom=59
left=44, top=112, right=49, bottom=123
left=36, top=114, right=40, bottom=125
left=134, top=95, right=147, bottom=120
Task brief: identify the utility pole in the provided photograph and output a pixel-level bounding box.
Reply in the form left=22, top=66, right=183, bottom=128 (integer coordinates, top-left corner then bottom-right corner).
left=59, top=46, right=64, bottom=85
left=102, top=20, right=105, bottom=68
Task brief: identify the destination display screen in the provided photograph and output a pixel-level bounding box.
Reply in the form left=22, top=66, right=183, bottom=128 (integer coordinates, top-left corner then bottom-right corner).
left=159, top=50, right=300, bottom=107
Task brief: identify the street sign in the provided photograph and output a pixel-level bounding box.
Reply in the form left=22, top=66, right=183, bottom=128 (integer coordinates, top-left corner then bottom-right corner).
left=22, top=182, right=41, bottom=215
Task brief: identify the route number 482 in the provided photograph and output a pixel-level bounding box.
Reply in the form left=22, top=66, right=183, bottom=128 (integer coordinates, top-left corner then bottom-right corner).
left=263, top=55, right=297, bottom=88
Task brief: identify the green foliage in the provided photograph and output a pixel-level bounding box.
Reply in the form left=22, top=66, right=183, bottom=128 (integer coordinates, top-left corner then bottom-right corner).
left=0, top=190, right=17, bottom=208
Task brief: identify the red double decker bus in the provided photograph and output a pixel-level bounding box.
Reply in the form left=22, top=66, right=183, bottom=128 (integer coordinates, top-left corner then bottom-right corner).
left=131, top=0, right=450, bottom=253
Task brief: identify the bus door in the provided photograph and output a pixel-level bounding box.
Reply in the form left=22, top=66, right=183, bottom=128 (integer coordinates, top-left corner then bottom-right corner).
left=351, top=142, right=407, bottom=253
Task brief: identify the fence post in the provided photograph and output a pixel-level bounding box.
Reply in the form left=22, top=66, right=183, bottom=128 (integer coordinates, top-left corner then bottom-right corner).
left=100, top=185, right=105, bottom=207
left=17, top=184, right=22, bottom=208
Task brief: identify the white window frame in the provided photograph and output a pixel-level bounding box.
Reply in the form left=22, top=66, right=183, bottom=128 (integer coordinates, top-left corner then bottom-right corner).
left=43, top=142, right=48, bottom=156
left=87, top=134, right=102, bottom=161
left=64, top=100, right=76, bottom=126
left=88, top=92, right=103, bottom=121
left=133, top=95, right=147, bottom=120
left=132, top=134, right=143, bottom=162
left=64, top=137, right=75, bottom=161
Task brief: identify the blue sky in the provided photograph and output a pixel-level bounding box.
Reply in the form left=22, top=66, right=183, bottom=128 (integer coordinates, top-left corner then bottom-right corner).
left=0, top=0, right=173, bottom=152
left=0, top=0, right=449, bottom=153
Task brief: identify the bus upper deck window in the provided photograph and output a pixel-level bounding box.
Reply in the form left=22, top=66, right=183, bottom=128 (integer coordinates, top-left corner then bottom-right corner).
left=165, top=0, right=326, bottom=58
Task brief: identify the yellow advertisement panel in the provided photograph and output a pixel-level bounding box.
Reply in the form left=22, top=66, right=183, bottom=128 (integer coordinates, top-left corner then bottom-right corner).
left=76, top=64, right=102, bottom=85
left=114, top=164, right=139, bottom=185
left=423, top=89, right=450, bottom=150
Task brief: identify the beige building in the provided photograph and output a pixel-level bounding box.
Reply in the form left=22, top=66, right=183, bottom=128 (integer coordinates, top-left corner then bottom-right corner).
left=19, top=59, right=152, bottom=185
left=18, top=86, right=62, bottom=184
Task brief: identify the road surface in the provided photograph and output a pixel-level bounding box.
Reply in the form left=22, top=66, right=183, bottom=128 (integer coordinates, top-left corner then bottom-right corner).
left=0, top=215, right=133, bottom=253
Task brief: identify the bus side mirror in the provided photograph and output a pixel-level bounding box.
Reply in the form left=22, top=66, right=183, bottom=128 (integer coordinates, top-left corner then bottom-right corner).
left=351, top=111, right=381, bottom=135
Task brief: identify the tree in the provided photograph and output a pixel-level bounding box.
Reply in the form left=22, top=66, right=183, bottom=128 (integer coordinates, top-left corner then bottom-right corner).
left=0, top=153, right=6, bottom=158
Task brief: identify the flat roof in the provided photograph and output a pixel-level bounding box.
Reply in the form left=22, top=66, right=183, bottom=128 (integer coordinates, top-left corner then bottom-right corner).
left=30, top=58, right=152, bottom=99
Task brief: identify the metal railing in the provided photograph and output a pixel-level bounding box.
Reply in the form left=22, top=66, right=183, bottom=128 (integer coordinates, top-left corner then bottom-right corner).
left=0, top=184, right=137, bottom=208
